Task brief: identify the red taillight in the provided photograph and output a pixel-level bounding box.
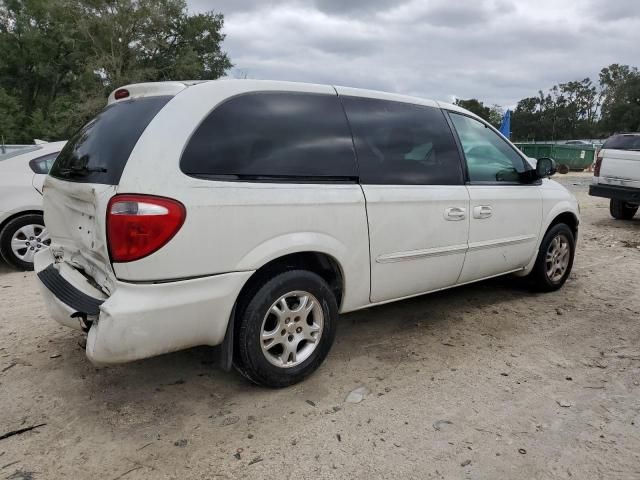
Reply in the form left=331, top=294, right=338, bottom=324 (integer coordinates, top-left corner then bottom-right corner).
left=114, top=89, right=130, bottom=100
left=107, top=195, right=185, bottom=263
left=594, top=155, right=603, bottom=177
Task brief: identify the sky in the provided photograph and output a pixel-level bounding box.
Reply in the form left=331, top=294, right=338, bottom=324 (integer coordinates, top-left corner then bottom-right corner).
left=188, top=0, right=640, bottom=108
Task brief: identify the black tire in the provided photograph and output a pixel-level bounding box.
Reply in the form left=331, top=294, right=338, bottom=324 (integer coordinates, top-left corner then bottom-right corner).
left=610, top=199, right=638, bottom=220
left=234, top=270, right=338, bottom=388
left=0, top=214, right=48, bottom=271
left=528, top=223, right=575, bottom=292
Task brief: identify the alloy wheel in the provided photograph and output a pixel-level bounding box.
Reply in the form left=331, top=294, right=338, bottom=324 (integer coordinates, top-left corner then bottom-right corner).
left=260, top=290, right=324, bottom=368
left=545, top=233, right=570, bottom=283
left=10, top=224, right=50, bottom=263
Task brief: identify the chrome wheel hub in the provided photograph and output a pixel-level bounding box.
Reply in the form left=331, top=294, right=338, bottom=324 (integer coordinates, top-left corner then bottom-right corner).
left=260, top=291, right=324, bottom=368
left=545, top=233, right=570, bottom=283
left=10, top=224, right=50, bottom=263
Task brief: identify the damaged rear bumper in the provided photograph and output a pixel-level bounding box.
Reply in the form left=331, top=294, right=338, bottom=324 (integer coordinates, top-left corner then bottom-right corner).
left=34, top=249, right=252, bottom=365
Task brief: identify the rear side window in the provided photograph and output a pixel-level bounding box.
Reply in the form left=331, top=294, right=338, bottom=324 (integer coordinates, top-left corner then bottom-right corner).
left=180, top=92, right=357, bottom=180
left=603, top=134, right=640, bottom=151
left=50, top=96, right=171, bottom=184
left=29, top=152, right=59, bottom=174
left=341, top=96, right=464, bottom=185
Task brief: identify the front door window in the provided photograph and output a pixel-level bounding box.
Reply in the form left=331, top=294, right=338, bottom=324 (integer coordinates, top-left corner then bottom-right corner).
left=449, top=113, right=528, bottom=183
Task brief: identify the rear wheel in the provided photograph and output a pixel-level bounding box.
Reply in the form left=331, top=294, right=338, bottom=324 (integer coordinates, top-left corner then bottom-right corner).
left=528, top=223, right=575, bottom=292
left=610, top=199, right=638, bottom=220
left=234, top=270, right=338, bottom=388
left=0, top=214, right=50, bottom=271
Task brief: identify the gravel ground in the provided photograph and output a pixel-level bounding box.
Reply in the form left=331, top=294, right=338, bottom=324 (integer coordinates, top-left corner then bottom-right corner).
left=1, top=172, right=639, bottom=480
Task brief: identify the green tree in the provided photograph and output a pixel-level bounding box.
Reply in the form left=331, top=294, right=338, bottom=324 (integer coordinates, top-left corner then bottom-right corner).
left=0, top=86, right=24, bottom=143
left=0, top=0, right=232, bottom=143
left=511, top=78, right=601, bottom=141
left=511, top=96, right=540, bottom=141
left=76, top=0, right=231, bottom=86
left=454, top=98, right=503, bottom=128
left=599, top=64, right=640, bottom=134
left=0, top=0, right=85, bottom=142
left=558, top=78, right=599, bottom=138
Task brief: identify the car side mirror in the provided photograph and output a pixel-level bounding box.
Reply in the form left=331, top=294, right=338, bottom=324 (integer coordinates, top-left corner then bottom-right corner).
left=536, top=157, right=557, bottom=178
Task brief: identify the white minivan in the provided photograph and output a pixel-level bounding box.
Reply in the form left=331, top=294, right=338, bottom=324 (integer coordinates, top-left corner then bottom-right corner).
left=36, top=80, right=579, bottom=387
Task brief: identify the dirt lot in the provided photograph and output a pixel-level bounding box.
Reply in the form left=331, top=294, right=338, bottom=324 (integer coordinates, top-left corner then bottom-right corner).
left=1, top=172, right=639, bottom=480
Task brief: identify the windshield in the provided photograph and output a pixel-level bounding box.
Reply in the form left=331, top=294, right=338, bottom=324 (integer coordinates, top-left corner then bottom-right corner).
left=50, top=96, right=171, bottom=184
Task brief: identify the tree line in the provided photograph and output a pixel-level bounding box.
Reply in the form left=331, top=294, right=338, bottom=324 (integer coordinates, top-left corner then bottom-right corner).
left=2, top=1, right=639, bottom=145
left=456, top=63, right=640, bottom=141
left=0, top=0, right=232, bottom=144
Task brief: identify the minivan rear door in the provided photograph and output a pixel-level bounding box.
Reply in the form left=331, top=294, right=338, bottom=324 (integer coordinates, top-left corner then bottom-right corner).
left=43, top=96, right=172, bottom=293
left=338, top=91, right=470, bottom=303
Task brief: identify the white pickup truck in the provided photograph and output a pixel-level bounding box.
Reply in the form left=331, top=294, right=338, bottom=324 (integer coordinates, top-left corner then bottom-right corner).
left=590, top=133, right=640, bottom=219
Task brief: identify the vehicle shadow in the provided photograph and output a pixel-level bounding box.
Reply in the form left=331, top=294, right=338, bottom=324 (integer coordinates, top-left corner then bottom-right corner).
left=47, top=274, right=541, bottom=415
left=592, top=217, right=640, bottom=229
left=2, top=269, right=569, bottom=453
left=0, top=258, right=14, bottom=275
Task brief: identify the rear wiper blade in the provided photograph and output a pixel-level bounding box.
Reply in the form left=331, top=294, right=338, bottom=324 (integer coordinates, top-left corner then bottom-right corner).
left=58, top=165, right=108, bottom=176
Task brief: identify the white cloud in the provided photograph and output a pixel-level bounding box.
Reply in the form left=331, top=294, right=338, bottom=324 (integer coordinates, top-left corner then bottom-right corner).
left=189, top=0, right=640, bottom=106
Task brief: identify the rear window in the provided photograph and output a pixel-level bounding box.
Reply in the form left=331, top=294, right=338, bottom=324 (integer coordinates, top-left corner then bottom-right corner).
left=50, top=96, right=171, bottom=184
left=603, top=134, right=640, bottom=151
left=180, top=92, right=357, bottom=181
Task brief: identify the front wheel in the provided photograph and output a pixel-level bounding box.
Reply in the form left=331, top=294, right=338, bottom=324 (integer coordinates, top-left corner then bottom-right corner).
left=0, top=214, right=50, bottom=271
left=528, top=223, right=575, bottom=292
left=610, top=199, right=638, bottom=220
left=234, top=270, right=338, bottom=388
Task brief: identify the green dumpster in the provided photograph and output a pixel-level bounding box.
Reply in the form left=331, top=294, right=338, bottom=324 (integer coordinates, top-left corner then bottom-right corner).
left=514, top=144, right=596, bottom=171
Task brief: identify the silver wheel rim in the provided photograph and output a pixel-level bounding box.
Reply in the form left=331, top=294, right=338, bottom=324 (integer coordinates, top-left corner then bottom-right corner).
left=10, top=224, right=50, bottom=264
left=545, top=233, right=570, bottom=283
left=260, top=290, right=324, bottom=368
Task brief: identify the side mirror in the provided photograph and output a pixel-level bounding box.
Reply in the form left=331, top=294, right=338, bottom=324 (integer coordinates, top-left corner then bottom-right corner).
left=536, top=157, right=556, bottom=178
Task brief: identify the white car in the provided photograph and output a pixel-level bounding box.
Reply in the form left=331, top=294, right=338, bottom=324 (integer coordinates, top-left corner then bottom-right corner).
left=35, top=80, right=579, bottom=387
left=589, top=133, right=640, bottom=219
left=0, top=141, right=66, bottom=270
